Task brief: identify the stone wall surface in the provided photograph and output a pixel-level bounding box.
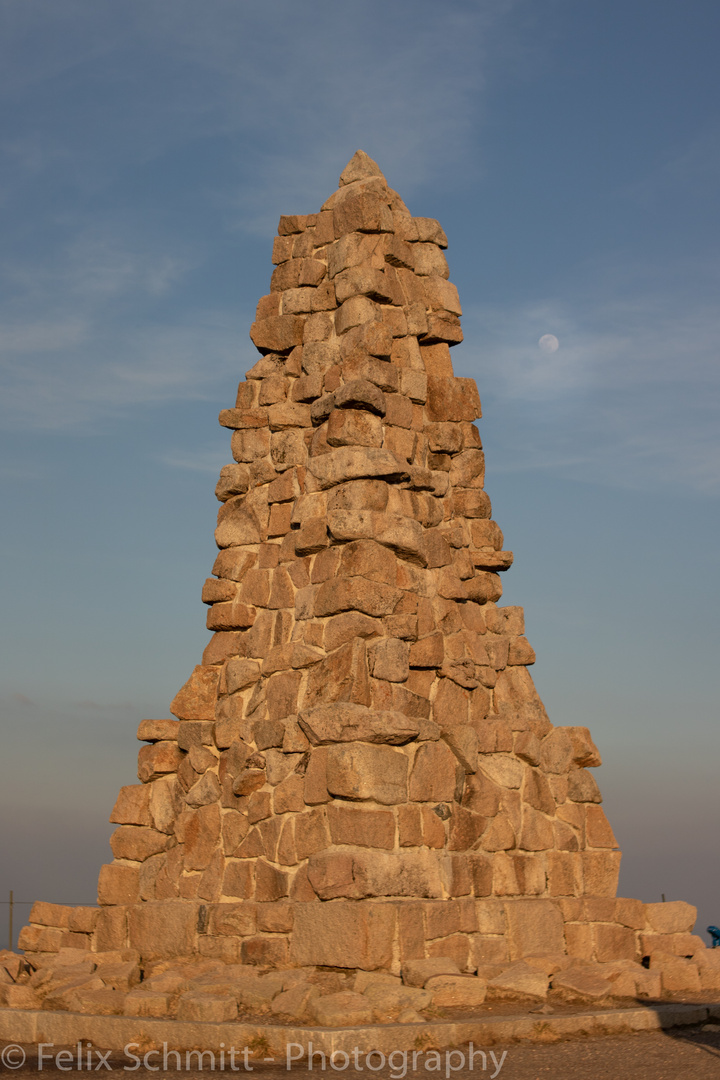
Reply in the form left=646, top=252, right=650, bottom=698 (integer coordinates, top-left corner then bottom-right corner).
left=8, top=153, right=713, bottom=1016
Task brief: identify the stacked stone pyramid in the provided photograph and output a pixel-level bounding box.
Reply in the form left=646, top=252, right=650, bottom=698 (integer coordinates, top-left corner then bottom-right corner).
left=99, top=148, right=618, bottom=964
left=18, top=152, right=706, bottom=987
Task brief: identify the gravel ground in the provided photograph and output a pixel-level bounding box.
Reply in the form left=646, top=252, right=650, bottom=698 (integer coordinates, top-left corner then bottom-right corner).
left=4, top=1026, right=720, bottom=1080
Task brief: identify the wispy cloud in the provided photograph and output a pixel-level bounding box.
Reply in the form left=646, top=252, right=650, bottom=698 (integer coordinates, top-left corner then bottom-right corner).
left=61, top=236, right=189, bottom=299
left=0, top=1, right=517, bottom=221
left=463, top=258, right=720, bottom=494
left=3, top=228, right=192, bottom=304
left=0, top=218, right=252, bottom=430
left=73, top=699, right=136, bottom=712
left=0, top=1, right=521, bottom=434
left=0, top=317, right=248, bottom=431
left=1, top=132, right=72, bottom=176
left=622, top=126, right=720, bottom=208
left=160, top=446, right=228, bottom=474
left=0, top=319, right=88, bottom=354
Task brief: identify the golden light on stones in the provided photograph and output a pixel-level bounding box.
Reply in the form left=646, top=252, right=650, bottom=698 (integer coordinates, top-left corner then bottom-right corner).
left=6, top=151, right=714, bottom=1030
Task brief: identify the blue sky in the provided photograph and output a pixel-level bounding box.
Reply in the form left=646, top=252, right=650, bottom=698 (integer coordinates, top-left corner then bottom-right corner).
left=1, top=1, right=718, bottom=939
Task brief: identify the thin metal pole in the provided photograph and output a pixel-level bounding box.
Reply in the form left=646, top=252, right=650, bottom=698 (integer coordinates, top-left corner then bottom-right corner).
left=8, top=891, right=13, bottom=951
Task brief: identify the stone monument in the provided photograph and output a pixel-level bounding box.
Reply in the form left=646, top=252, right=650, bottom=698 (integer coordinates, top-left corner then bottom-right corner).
left=7, top=152, right=715, bottom=1019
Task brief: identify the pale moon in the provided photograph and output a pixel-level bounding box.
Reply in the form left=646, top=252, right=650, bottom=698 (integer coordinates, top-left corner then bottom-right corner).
left=538, top=334, right=559, bottom=353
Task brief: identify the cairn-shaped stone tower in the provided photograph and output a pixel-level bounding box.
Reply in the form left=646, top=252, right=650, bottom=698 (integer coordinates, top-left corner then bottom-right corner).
left=19, top=152, right=629, bottom=974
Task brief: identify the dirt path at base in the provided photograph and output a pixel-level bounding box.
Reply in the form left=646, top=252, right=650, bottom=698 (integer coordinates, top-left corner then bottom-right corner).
left=445, top=1026, right=720, bottom=1078
left=4, top=1026, right=720, bottom=1080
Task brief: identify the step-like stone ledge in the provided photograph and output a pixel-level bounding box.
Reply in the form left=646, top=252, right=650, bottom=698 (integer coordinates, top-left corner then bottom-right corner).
left=1, top=1002, right=718, bottom=1055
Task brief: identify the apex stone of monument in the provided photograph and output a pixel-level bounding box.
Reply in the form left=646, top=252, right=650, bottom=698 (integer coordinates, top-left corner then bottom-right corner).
left=339, top=150, right=387, bottom=187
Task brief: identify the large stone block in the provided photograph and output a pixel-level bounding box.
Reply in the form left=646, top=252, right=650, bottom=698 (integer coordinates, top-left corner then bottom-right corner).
left=353, top=851, right=443, bottom=898
left=504, top=898, right=564, bottom=960
left=68, top=906, right=100, bottom=933
left=265, top=669, right=303, bottom=720
left=613, top=897, right=646, bottom=930
left=447, top=806, right=486, bottom=851
left=493, top=666, right=550, bottom=734
left=409, top=633, right=445, bottom=668
left=649, top=951, right=701, bottom=993
left=96, top=864, right=140, bottom=906
left=303, top=639, right=371, bottom=708
left=182, top=803, right=221, bottom=871
left=230, top=428, right=271, bottom=463
left=639, top=932, right=704, bottom=957
left=215, top=501, right=264, bottom=549
left=170, top=666, right=219, bottom=721
left=26, top=901, right=73, bottom=928
left=222, top=860, right=254, bottom=899
left=327, top=802, right=395, bottom=849
left=137, top=718, right=180, bottom=742
left=493, top=853, right=546, bottom=897
left=326, top=407, right=383, bottom=448
left=128, top=901, right=198, bottom=961
left=582, top=851, right=621, bottom=897
left=314, top=577, right=401, bottom=618
left=137, top=741, right=184, bottom=783
left=585, top=805, right=618, bottom=847
left=409, top=741, right=459, bottom=802
left=110, top=826, right=169, bottom=862
left=308, top=446, right=409, bottom=489
left=370, top=637, right=410, bottom=682
left=294, top=806, right=331, bottom=860
left=326, top=742, right=409, bottom=804
left=477, top=753, right=524, bottom=789
left=255, top=859, right=289, bottom=901
left=328, top=510, right=426, bottom=563
left=427, top=974, right=487, bottom=1007
left=644, top=900, right=697, bottom=934
left=592, top=923, right=639, bottom=962
left=289, top=902, right=396, bottom=969
left=546, top=851, right=583, bottom=897
left=250, top=315, right=304, bottom=354
left=299, top=702, right=419, bottom=745
left=426, top=377, right=481, bottom=422
left=433, top=677, right=471, bottom=727
left=567, top=769, right=602, bottom=803
left=94, top=905, right=128, bottom=950
left=334, top=378, right=387, bottom=415
left=422, top=311, right=463, bottom=346
left=339, top=538, right=398, bottom=584
left=518, top=808, right=554, bottom=852
left=306, top=852, right=355, bottom=898
left=209, top=902, right=256, bottom=937
left=177, top=993, right=238, bottom=1022
left=485, top=962, right=548, bottom=1002
left=333, top=192, right=393, bottom=238
left=551, top=967, right=612, bottom=1004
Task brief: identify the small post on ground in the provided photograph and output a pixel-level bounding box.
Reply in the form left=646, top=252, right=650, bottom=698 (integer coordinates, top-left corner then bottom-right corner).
left=8, top=891, right=13, bottom=951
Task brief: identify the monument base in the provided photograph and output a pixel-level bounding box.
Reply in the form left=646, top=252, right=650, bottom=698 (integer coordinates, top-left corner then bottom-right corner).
left=19, top=894, right=703, bottom=972
left=6, top=894, right=719, bottom=1024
